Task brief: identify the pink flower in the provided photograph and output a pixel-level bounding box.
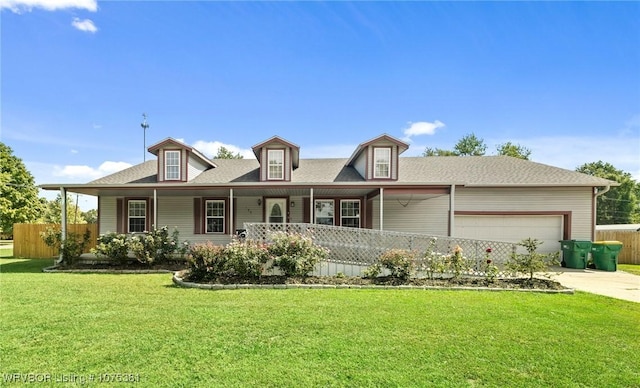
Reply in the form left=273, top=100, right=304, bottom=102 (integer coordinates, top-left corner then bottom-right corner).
left=486, top=247, right=492, bottom=253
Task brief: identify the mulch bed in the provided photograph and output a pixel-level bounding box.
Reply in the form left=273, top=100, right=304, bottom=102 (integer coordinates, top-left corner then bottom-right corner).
left=183, top=273, right=566, bottom=290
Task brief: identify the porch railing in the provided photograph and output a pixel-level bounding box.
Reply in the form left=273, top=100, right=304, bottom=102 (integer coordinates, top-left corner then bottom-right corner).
left=243, top=223, right=518, bottom=270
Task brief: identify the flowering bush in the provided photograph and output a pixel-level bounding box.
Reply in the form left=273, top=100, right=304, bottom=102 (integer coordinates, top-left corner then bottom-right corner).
left=92, top=226, right=188, bottom=265
left=93, top=232, right=130, bottom=264
left=419, top=238, right=446, bottom=279
left=129, top=226, right=182, bottom=264
left=225, top=238, right=270, bottom=278
left=445, top=245, right=473, bottom=280
left=40, top=226, right=92, bottom=264
left=267, top=231, right=329, bottom=277
left=187, top=241, right=226, bottom=281
left=378, top=249, right=417, bottom=281
left=482, top=247, right=500, bottom=283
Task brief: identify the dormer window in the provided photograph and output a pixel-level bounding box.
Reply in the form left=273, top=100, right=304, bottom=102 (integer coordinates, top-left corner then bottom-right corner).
left=374, top=147, right=391, bottom=179
left=268, top=149, right=284, bottom=180
left=165, top=150, right=181, bottom=180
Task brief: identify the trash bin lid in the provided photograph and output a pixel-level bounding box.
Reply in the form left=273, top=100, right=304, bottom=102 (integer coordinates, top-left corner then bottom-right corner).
left=593, top=241, right=623, bottom=245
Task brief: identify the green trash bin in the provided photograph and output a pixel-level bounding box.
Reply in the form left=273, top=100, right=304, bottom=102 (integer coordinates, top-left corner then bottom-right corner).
left=559, top=240, right=592, bottom=269
left=591, top=241, right=623, bottom=271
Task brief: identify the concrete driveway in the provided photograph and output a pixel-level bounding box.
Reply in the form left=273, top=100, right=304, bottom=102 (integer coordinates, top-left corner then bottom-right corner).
left=551, top=267, right=640, bottom=303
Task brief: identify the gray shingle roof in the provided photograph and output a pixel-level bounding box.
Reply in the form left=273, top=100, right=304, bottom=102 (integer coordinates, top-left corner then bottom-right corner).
left=86, top=155, right=614, bottom=187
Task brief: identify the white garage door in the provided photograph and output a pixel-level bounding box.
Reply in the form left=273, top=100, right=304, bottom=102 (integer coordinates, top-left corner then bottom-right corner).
left=454, top=215, right=563, bottom=253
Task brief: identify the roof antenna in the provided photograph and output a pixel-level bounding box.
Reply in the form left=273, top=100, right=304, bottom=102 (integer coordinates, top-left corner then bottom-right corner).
left=141, top=113, right=150, bottom=162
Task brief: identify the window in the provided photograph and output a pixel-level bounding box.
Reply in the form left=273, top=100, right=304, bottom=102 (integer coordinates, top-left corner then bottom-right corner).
left=267, top=149, right=284, bottom=180
left=315, top=200, right=334, bottom=225
left=165, top=150, right=180, bottom=180
left=128, top=200, right=147, bottom=233
left=374, top=147, right=391, bottom=178
left=206, top=200, right=225, bottom=233
left=341, top=200, right=360, bottom=228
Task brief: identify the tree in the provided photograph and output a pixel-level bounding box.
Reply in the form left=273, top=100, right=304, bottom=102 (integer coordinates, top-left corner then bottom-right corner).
left=422, top=148, right=458, bottom=156
left=496, top=142, right=532, bottom=160
left=422, top=133, right=488, bottom=157
left=0, top=142, right=43, bottom=236
left=41, top=194, right=87, bottom=224
left=215, top=146, right=243, bottom=159
left=454, top=133, right=487, bottom=156
left=82, top=209, right=98, bottom=224
left=576, top=161, right=639, bottom=224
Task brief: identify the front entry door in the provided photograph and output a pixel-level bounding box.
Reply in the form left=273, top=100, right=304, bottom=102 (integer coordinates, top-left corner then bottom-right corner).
left=265, top=198, right=287, bottom=224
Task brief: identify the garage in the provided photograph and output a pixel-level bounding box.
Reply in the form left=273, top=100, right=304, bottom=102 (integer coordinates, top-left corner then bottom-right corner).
left=454, top=214, right=564, bottom=253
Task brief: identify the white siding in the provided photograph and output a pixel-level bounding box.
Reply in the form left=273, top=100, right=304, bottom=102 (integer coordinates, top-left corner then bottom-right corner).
left=236, top=197, right=264, bottom=230
left=454, top=187, right=592, bottom=240
left=354, top=153, right=366, bottom=178
left=187, top=155, right=208, bottom=181
left=371, top=195, right=450, bottom=235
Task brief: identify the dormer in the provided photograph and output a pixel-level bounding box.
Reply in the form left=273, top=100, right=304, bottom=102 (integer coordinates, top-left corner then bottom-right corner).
left=148, top=138, right=216, bottom=182
left=252, top=136, right=300, bottom=182
left=346, top=134, right=409, bottom=181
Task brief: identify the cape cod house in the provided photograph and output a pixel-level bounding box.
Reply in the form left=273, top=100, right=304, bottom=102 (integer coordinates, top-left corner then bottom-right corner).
left=42, top=134, right=615, bottom=254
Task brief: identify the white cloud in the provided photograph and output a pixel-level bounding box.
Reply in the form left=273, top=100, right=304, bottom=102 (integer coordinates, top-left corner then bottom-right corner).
left=402, top=120, right=445, bottom=142
left=71, top=17, right=97, bottom=33
left=192, top=140, right=254, bottom=159
left=1, top=0, right=97, bottom=13
left=54, top=161, right=132, bottom=180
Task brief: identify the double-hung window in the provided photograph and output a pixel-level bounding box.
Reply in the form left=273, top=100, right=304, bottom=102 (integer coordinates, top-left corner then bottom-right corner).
left=340, top=200, right=360, bottom=228
left=374, top=147, right=391, bottom=179
left=314, top=200, right=334, bottom=225
left=165, top=150, right=180, bottom=180
left=267, top=149, right=284, bottom=180
left=206, top=200, right=225, bottom=233
left=128, top=200, right=147, bottom=233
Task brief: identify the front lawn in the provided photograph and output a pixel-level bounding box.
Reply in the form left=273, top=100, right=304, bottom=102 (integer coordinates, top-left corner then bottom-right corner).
left=1, top=258, right=638, bottom=387
left=619, top=263, right=640, bottom=276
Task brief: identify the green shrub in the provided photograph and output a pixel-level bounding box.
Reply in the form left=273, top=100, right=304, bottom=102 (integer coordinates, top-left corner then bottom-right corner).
left=420, top=238, right=445, bottom=279
left=378, top=249, right=417, bottom=281
left=129, top=226, right=183, bottom=264
left=92, top=232, right=130, bottom=264
left=267, top=231, right=329, bottom=277
left=40, top=226, right=92, bottom=264
left=363, top=263, right=382, bottom=278
left=187, top=241, right=226, bottom=281
left=506, top=238, right=559, bottom=281
left=225, top=238, right=269, bottom=278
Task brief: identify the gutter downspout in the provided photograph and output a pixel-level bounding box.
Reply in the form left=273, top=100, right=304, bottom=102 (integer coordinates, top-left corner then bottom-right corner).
left=593, top=185, right=611, bottom=241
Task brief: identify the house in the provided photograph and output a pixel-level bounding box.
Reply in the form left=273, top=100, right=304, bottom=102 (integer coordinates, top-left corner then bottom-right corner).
left=42, top=134, right=616, bottom=253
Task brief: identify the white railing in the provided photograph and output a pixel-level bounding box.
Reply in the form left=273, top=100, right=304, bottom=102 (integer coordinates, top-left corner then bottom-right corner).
left=243, top=223, right=518, bottom=272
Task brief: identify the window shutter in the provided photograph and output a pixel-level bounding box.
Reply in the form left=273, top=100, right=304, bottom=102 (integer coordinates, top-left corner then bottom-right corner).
left=303, top=197, right=310, bottom=223
left=116, top=198, right=124, bottom=233
left=193, top=198, right=202, bottom=234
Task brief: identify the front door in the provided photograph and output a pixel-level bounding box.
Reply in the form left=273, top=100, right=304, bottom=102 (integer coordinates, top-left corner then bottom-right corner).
left=265, top=198, right=287, bottom=224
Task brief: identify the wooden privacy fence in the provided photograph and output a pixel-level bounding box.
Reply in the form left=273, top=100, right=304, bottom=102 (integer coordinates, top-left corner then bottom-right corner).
left=595, top=230, right=640, bottom=265
left=13, top=223, right=98, bottom=259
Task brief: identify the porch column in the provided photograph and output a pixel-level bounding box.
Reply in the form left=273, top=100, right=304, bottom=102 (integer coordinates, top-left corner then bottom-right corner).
left=153, top=189, right=157, bottom=228
left=449, top=184, right=455, bottom=237
left=59, top=187, right=67, bottom=263
left=309, top=188, right=314, bottom=224
left=229, top=188, right=234, bottom=234
left=379, top=187, right=384, bottom=230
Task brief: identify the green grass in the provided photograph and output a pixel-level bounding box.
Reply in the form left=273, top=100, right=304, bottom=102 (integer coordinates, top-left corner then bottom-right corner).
left=1, top=258, right=639, bottom=387
left=0, top=240, right=12, bottom=258
left=619, top=264, right=640, bottom=276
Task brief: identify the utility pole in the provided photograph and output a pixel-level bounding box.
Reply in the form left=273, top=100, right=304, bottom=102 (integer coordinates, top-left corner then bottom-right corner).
left=141, top=113, right=149, bottom=162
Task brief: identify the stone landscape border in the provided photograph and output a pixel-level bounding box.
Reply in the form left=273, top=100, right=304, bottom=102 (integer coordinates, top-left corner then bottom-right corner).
left=172, top=272, right=575, bottom=294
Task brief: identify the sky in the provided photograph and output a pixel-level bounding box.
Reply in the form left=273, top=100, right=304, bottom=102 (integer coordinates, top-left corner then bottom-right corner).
left=2, top=0, right=639, bottom=211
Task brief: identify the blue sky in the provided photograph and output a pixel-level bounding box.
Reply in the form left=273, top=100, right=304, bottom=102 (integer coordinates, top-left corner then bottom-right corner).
left=2, top=0, right=639, bottom=210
